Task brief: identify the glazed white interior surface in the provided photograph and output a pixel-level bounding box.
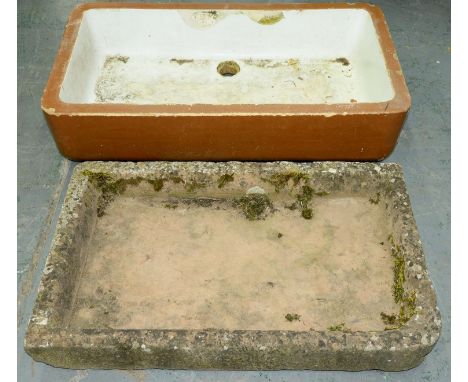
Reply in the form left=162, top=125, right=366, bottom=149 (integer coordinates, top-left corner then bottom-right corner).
left=60, top=8, right=395, bottom=105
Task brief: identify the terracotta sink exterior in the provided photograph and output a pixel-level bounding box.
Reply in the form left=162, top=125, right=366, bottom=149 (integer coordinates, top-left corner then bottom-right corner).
left=42, top=2, right=411, bottom=161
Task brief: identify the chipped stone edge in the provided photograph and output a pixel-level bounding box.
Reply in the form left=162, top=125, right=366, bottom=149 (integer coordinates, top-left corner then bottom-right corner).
left=24, top=161, right=441, bottom=371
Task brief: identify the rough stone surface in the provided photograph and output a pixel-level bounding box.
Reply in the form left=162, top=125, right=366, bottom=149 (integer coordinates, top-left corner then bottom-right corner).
left=24, top=161, right=441, bottom=371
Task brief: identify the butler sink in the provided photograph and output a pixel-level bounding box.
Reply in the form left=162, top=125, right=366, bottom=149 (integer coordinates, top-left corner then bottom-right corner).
left=42, top=3, right=410, bottom=160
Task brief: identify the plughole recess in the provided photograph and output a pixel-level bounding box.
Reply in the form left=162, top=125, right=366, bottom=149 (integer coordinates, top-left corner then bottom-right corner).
left=217, top=60, right=240, bottom=77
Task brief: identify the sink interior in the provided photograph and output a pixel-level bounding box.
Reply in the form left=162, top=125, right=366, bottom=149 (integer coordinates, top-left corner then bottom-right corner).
left=60, top=8, right=395, bottom=105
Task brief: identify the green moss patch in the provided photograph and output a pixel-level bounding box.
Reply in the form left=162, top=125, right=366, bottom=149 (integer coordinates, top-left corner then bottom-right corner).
left=262, top=173, right=329, bottom=220
left=381, top=234, right=417, bottom=330
left=328, top=322, right=350, bottom=332
left=296, top=185, right=315, bottom=220
left=234, top=194, right=273, bottom=221
left=369, top=192, right=381, bottom=205
left=301, top=208, right=313, bottom=220
left=285, top=313, right=301, bottom=322
left=81, top=171, right=164, bottom=217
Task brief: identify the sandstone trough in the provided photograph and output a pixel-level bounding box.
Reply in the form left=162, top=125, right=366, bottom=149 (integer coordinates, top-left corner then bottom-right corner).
left=25, top=161, right=440, bottom=370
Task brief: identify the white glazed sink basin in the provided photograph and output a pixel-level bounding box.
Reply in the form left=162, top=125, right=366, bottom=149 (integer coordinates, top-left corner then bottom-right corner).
left=60, top=7, right=395, bottom=105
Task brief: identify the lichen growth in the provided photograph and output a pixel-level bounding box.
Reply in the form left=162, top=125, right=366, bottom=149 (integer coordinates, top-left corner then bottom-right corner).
left=328, top=323, right=350, bottom=332
left=217, top=173, right=234, bottom=189
left=285, top=313, right=301, bottom=322
left=234, top=194, right=273, bottom=221
left=380, top=234, right=417, bottom=329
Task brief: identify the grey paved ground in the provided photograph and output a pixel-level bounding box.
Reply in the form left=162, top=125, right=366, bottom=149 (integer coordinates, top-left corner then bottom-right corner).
left=17, top=0, right=450, bottom=381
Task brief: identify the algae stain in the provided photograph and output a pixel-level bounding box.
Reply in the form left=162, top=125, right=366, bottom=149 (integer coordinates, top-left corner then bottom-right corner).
left=334, top=57, right=350, bottom=66
left=105, top=55, right=129, bottom=65
left=170, top=58, right=194, bottom=65
left=257, top=12, right=284, bottom=25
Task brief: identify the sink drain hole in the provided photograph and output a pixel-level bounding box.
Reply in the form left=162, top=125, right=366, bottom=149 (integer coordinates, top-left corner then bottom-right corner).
left=217, top=61, right=240, bottom=77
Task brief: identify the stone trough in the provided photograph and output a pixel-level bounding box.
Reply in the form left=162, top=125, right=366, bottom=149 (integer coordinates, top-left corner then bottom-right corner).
left=24, top=161, right=440, bottom=370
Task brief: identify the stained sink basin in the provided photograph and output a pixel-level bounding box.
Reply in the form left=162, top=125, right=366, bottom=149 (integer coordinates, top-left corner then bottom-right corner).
left=25, top=162, right=440, bottom=370
left=42, top=3, right=410, bottom=160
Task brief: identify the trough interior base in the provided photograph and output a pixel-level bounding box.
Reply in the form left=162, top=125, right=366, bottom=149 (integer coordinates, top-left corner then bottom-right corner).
left=68, top=193, right=398, bottom=331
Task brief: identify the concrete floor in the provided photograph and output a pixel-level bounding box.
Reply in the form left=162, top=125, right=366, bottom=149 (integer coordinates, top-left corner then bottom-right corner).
left=17, top=0, right=450, bottom=381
